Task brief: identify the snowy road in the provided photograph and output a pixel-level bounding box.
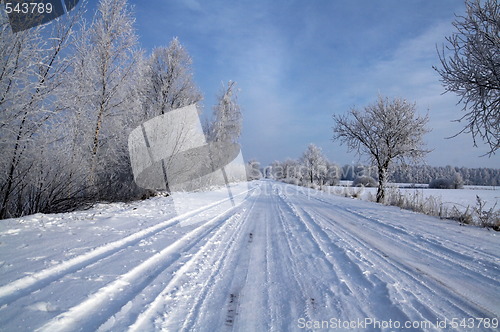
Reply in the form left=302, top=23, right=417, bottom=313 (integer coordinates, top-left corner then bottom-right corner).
left=0, top=180, right=499, bottom=331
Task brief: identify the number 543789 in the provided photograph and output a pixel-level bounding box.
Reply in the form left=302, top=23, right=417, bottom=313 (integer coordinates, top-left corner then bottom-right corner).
left=5, top=2, right=54, bottom=15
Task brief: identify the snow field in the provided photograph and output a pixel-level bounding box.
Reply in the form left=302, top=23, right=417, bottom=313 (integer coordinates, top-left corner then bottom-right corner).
left=326, top=183, right=499, bottom=212
left=0, top=180, right=498, bottom=331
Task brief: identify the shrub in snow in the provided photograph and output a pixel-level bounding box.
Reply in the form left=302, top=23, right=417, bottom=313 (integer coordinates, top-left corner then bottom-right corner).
left=473, top=196, right=500, bottom=230
left=429, top=178, right=454, bottom=189
left=429, top=174, right=464, bottom=189
left=352, top=176, right=377, bottom=187
left=283, top=178, right=300, bottom=186
left=324, top=176, right=340, bottom=186
left=302, top=182, right=320, bottom=190
left=383, top=188, right=499, bottom=231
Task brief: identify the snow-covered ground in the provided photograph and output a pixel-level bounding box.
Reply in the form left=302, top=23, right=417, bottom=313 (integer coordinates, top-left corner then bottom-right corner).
left=0, top=180, right=499, bottom=331
left=327, top=183, right=499, bottom=212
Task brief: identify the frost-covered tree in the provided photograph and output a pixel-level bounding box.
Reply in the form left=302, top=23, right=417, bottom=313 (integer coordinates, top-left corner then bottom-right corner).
left=270, top=160, right=284, bottom=180
left=451, top=171, right=465, bottom=189
left=207, top=81, right=242, bottom=143
left=142, top=38, right=202, bottom=118
left=434, top=0, right=499, bottom=155
left=282, top=158, right=301, bottom=183
left=0, top=7, right=82, bottom=218
left=333, top=96, right=430, bottom=203
left=0, top=24, right=42, bottom=218
left=67, top=0, right=140, bottom=194
left=385, top=164, right=498, bottom=186
left=300, top=144, right=328, bottom=186
left=88, top=0, right=138, bottom=157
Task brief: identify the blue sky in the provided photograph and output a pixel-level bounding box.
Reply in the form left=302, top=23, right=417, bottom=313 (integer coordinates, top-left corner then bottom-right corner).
left=96, top=0, right=498, bottom=168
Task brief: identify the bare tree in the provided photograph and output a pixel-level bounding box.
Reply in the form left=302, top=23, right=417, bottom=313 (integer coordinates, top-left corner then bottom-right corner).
left=142, top=38, right=202, bottom=118
left=333, top=96, right=431, bottom=203
left=207, top=81, right=242, bottom=143
left=434, top=0, right=499, bottom=155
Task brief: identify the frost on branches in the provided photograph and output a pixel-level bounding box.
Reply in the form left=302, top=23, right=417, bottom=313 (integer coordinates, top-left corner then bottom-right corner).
left=434, top=0, right=500, bottom=155
left=333, top=96, right=431, bottom=203
left=207, top=81, right=242, bottom=144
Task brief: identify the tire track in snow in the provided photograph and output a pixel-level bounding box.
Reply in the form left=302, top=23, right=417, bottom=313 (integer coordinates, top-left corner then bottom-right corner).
left=270, top=188, right=312, bottom=321
left=35, top=198, right=251, bottom=332
left=0, top=188, right=253, bottom=308
left=261, top=201, right=274, bottom=331
left=127, top=196, right=258, bottom=332
left=213, top=197, right=269, bottom=332
left=321, top=208, right=496, bottom=322
left=310, top=194, right=499, bottom=271
left=144, top=183, right=316, bottom=331
left=272, top=186, right=353, bottom=322
left=260, top=187, right=309, bottom=329
left=299, top=189, right=500, bottom=317
left=291, top=190, right=499, bottom=322
left=275, top=188, right=381, bottom=320
left=178, top=222, right=248, bottom=332
left=188, top=188, right=267, bottom=331
left=312, top=203, right=500, bottom=319
left=261, top=189, right=293, bottom=331
left=341, top=206, right=500, bottom=281
left=294, top=199, right=441, bottom=323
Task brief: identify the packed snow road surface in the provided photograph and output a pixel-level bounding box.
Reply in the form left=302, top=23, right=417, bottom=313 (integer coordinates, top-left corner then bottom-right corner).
left=0, top=180, right=498, bottom=331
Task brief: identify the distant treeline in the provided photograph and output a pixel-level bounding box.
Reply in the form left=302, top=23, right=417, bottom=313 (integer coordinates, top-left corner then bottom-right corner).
left=387, top=165, right=499, bottom=186
left=317, top=164, right=499, bottom=187
left=253, top=144, right=499, bottom=188
left=259, top=156, right=499, bottom=188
